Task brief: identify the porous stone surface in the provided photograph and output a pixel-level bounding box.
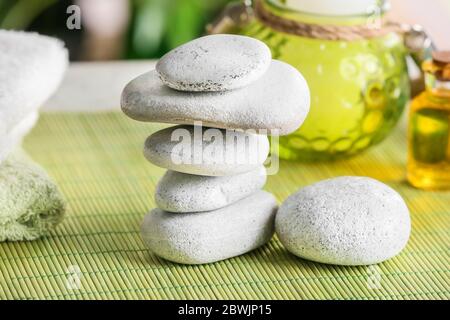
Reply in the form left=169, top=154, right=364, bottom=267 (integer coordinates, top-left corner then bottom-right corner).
left=121, top=60, right=310, bottom=136
left=143, top=125, right=270, bottom=176
left=156, top=34, right=271, bottom=92
left=276, top=176, right=411, bottom=266
left=155, top=166, right=267, bottom=213
left=141, top=190, right=278, bottom=264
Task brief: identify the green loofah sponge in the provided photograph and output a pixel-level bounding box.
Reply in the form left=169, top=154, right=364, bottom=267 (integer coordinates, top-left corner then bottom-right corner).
left=0, top=150, right=65, bottom=241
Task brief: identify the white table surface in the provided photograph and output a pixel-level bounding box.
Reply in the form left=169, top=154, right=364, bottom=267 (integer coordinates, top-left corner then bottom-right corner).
left=46, top=59, right=419, bottom=113
left=45, top=61, right=156, bottom=112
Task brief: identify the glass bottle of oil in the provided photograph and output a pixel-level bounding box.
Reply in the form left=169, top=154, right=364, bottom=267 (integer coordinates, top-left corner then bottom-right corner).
left=407, top=51, right=450, bottom=190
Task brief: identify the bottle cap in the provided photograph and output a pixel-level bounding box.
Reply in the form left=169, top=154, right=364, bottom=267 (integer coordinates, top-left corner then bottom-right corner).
left=431, top=51, right=450, bottom=80
left=432, top=51, right=450, bottom=65
left=282, top=0, right=390, bottom=16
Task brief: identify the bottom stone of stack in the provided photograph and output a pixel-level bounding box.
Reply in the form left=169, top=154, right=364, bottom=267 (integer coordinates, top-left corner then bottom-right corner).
left=141, top=190, right=278, bottom=264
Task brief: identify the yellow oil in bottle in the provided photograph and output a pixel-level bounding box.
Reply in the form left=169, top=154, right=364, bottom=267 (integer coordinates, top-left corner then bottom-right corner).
left=407, top=52, right=450, bottom=190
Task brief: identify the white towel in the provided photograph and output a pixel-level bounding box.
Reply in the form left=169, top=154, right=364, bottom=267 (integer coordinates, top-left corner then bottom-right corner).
left=0, top=30, right=68, bottom=161
left=0, top=111, right=39, bottom=163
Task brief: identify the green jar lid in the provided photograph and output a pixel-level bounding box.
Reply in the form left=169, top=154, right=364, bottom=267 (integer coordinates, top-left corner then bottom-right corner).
left=280, top=0, right=390, bottom=16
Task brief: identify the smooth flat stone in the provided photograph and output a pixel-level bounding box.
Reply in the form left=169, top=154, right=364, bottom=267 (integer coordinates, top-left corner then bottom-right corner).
left=141, top=190, right=278, bottom=264
left=276, top=177, right=411, bottom=266
left=156, top=166, right=267, bottom=213
left=156, top=34, right=271, bottom=92
left=144, top=125, right=269, bottom=176
left=122, top=60, right=310, bottom=136
left=0, top=30, right=68, bottom=135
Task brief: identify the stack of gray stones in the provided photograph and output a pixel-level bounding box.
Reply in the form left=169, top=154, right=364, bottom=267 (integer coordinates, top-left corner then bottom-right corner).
left=121, top=34, right=310, bottom=264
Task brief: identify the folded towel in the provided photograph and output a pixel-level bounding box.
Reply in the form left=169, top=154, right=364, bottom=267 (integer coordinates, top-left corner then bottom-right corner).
left=0, top=150, right=65, bottom=241
left=0, top=31, right=67, bottom=241
left=0, top=31, right=68, bottom=241
left=0, top=112, right=38, bottom=163
left=0, top=30, right=68, bottom=154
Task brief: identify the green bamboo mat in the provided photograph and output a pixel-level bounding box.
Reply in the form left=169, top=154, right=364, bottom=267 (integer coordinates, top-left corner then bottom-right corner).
left=0, top=112, right=448, bottom=300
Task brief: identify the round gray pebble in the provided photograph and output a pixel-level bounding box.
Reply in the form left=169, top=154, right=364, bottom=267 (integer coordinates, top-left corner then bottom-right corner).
left=156, top=166, right=267, bottom=213
left=121, top=60, right=310, bottom=136
left=141, top=190, right=278, bottom=264
left=276, top=176, right=411, bottom=266
left=144, top=125, right=269, bottom=176
left=156, top=34, right=271, bottom=92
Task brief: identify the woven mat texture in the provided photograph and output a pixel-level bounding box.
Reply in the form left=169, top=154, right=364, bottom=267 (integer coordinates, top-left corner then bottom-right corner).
left=0, top=112, right=448, bottom=300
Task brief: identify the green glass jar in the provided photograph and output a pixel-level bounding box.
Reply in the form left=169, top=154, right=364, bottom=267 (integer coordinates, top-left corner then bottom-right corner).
left=210, top=0, right=416, bottom=161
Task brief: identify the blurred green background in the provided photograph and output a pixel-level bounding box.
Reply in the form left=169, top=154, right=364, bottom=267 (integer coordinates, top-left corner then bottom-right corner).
left=0, top=0, right=233, bottom=60
left=1, top=0, right=449, bottom=61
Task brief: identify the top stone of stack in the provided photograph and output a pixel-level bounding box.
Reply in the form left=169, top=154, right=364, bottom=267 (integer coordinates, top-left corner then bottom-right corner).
left=121, top=34, right=310, bottom=136
left=156, top=34, right=272, bottom=92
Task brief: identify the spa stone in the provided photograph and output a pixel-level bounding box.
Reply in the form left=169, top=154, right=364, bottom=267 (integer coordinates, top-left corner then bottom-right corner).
left=141, top=190, right=278, bottom=264
left=122, top=60, right=310, bottom=136
left=156, top=34, right=271, bottom=92
left=155, top=166, right=267, bottom=213
left=276, top=176, right=411, bottom=266
left=144, top=125, right=269, bottom=176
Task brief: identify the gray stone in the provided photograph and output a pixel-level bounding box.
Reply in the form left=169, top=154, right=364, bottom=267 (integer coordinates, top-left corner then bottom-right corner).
left=156, top=166, right=267, bottom=213
left=276, top=176, right=411, bottom=266
left=144, top=125, right=269, bottom=176
left=121, top=60, right=310, bottom=136
left=156, top=34, right=271, bottom=92
left=141, top=190, right=278, bottom=264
